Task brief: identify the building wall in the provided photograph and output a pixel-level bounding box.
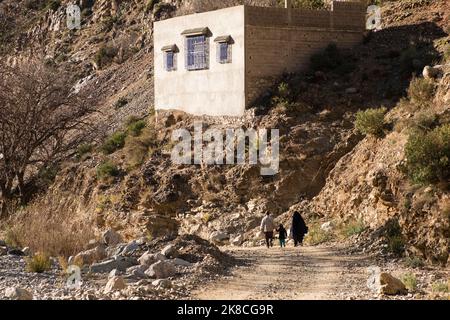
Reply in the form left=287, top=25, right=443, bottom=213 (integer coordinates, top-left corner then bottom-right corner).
left=245, top=2, right=366, bottom=105
left=154, top=6, right=246, bottom=116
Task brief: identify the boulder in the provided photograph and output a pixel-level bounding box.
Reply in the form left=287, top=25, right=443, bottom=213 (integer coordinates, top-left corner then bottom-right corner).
left=154, top=252, right=168, bottom=262
left=231, top=235, right=244, bottom=246
left=74, top=245, right=107, bottom=266
left=5, top=287, right=33, bottom=300
left=0, top=246, right=7, bottom=256
left=102, top=229, right=123, bottom=246
left=152, top=279, right=172, bottom=289
left=209, top=231, right=229, bottom=244
left=126, top=265, right=148, bottom=280
left=161, top=244, right=178, bottom=258
left=103, top=276, right=127, bottom=294
left=367, top=267, right=407, bottom=295
left=171, top=258, right=193, bottom=267
left=423, top=65, right=443, bottom=79
left=145, top=260, right=176, bottom=279
left=138, top=251, right=156, bottom=266
left=120, top=241, right=139, bottom=256
left=379, top=273, right=407, bottom=295
left=90, top=256, right=137, bottom=273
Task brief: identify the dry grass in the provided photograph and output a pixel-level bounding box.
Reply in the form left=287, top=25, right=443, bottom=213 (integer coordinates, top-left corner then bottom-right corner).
left=26, top=253, right=52, bottom=273
left=4, top=200, right=95, bottom=258
left=125, top=127, right=155, bottom=169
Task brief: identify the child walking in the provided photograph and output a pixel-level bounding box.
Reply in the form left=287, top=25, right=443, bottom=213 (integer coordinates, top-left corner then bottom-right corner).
left=276, top=224, right=288, bottom=248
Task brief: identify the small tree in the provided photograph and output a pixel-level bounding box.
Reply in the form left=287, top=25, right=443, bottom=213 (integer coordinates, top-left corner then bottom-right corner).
left=404, top=124, right=450, bottom=185
left=0, top=60, right=97, bottom=216
left=355, top=107, right=387, bottom=137
left=407, top=77, right=436, bottom=110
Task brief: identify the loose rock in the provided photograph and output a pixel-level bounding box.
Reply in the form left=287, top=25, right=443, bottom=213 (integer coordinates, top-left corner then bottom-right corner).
left=171, top=258, right=193, bottom=267
left=161, top=244, right=178, bottom=258
left=5, top=287, right=33, bottom=300
left=104, top=276, right=127, bottom=294
left=152, top=279, right=172, bottom=289
left=102, top=229, right=123, bottom=246
left=145, top=260, right=176, bottom=279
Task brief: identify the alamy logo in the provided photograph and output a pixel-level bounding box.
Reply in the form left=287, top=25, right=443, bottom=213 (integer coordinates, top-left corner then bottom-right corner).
left=66, top=4, right=81, bottom=30
left=366, top=5, right=382, bottom=31
left=66, top=265, right=82, bottom=289
left=171, top=122, right=279, bottom=176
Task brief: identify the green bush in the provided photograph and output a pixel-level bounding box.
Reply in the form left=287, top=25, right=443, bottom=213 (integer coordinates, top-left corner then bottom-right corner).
left=402, top=273, right=418, bottom=292
left=404, top=124, right=450, bottom=185
left=385, top=220, right=405, bottom=256
left=115, top=97, right=128, bottom=109
left=343, top=220, right=366, bottom=237
left=101, top=131, right=127, bottom=154
left=405, top=256, right=425, bottom=269
left=355, top=107, right=387, bottom=137
left=26, top=253, right=52, bottom=273
left=76, top=143, right=94, bottom=160
left=37, top=165, right=59, bottom=186
left=407, top=77, right=436, bottom=109
left=127, top=120, right=147, bottom=137
left=304, top=224, right=333, bottom=245
left=431, top=281, right=449, bottom=293
left=277, top=82, right=291, bottom=100
left=94, top=45, right=117, bottom=69
left=409, top=112, right=437, bottom=131
left=97, top=161, right=120, bottom=180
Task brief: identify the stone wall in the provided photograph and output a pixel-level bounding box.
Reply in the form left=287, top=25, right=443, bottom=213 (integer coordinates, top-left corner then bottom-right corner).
left=245, top=1, right=366, bottom=105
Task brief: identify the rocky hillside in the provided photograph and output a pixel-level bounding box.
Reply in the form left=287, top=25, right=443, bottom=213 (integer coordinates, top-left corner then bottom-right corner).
left=0, top=0, right=449, bottom=275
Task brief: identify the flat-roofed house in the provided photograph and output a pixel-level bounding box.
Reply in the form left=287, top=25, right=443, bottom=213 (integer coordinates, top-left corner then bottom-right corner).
left=154, top=1, right=366, bottom=117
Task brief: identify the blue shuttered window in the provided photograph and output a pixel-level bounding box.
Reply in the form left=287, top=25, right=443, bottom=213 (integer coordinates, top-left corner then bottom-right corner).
left=186, top=35, right=209, bottom=70
left=220, top=43, right=228, bottom=62
left=164, top=51, right=176, bottom=71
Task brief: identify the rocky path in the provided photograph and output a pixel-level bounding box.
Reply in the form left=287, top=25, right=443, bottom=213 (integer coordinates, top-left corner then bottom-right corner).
left=193, top=245, right=374, bottom=300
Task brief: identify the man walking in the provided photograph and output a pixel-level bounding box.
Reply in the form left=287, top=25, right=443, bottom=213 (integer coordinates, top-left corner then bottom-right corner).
left=260, top=212, right=275, bottom=248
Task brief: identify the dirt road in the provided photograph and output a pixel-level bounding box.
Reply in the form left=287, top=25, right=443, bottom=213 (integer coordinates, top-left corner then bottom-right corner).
left=193, top=245, right=374, bottom=300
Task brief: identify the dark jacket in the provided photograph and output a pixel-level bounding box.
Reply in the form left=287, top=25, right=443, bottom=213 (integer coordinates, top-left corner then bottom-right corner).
left=276, top=226, right=288, bottom=240
left=291, top=212, right=308, bottom=238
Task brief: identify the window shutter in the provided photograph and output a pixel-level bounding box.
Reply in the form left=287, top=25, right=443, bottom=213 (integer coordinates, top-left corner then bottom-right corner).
left=186, top=35, right=209, bottom=70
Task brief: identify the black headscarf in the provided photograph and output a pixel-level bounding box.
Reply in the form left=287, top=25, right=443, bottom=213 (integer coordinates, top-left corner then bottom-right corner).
left=291, top=211, right=307, bottom=236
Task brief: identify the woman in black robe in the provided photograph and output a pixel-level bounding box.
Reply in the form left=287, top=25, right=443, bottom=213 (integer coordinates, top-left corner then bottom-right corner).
left=290, top=211, right=308, bottom=247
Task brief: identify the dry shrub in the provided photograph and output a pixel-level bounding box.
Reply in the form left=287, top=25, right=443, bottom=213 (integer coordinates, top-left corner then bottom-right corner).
left=26, top=253, right=52, bottom=273
left=125, top=127, right=155, bottom=168
left=4, top=201, right=95, bottom=258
